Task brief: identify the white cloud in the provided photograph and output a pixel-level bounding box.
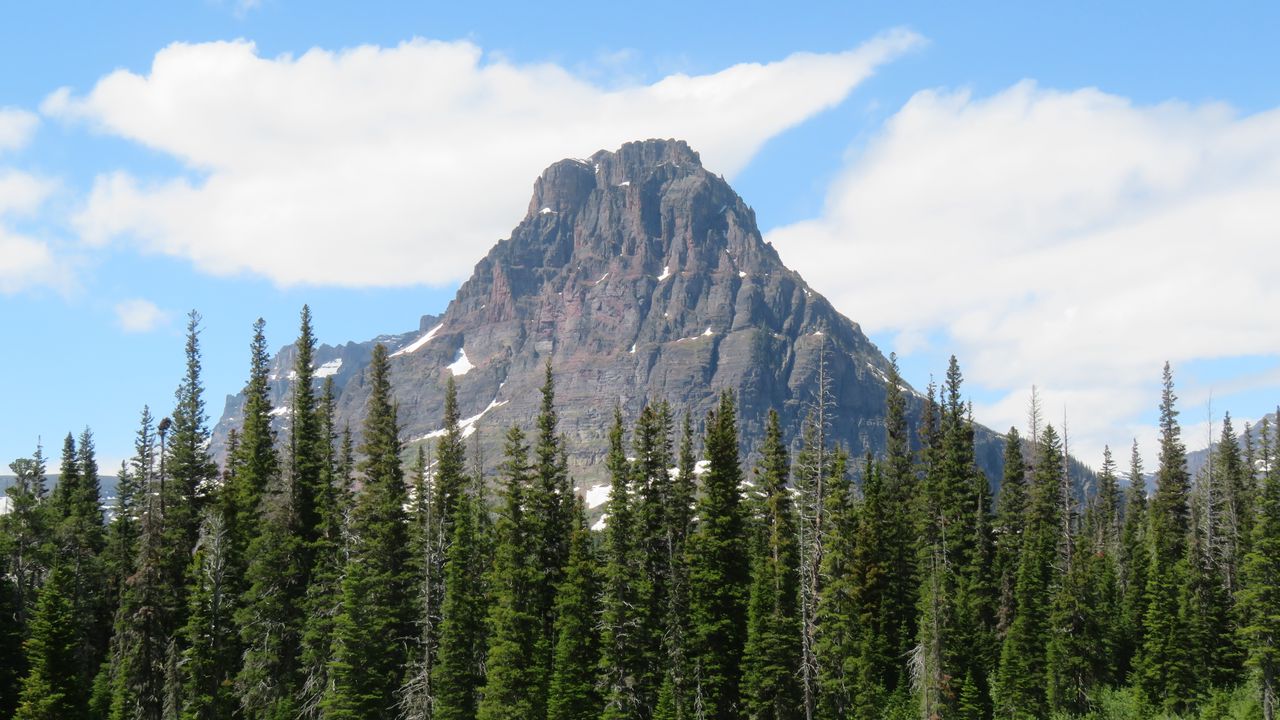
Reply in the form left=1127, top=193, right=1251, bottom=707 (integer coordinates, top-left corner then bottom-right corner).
left=0, top=109, right=38, bottom=153
left=0, top=165, right=69, bottom=295
left=114, top=298, right=169, bottom=333
left=767, top=81, right=1280, bottom=464
left=46, top=31, right=922, bottom=287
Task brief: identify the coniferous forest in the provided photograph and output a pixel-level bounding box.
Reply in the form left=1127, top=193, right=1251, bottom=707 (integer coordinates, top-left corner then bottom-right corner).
left=2, top=306, right=1278, bottom=720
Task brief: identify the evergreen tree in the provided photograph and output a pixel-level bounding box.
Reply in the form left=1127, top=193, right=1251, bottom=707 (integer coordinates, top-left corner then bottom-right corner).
left=14, top=562, right=82, bottom=719
left=323, top=344, right=414, bottom=719
left=813, top=447, right=857, bottom=720
left=1, top=442, right=50, bottom=713
left=656, top=413, right=697, bottom=720
left=1135, top=362, right=1196, bottom=713
left=742, top=410, right=801, bottom=720
left=1117, top=440, right=1148, bottom=679
left=164, top=311, right=219, bottom=616
left=477, top=427, right=544, bottom=720
left=995, top=425, right=1063, bottom=719
left=878, top=354, right=919, bottom=698
left=686, top=391, right=750, bottom=720
left=179, top=511, right=238, bottom=720
left=109, top=412, right=171, bottom=720
left=994, top=427, right=1027, bottom=642
left=1240, top=418, right=1280, bottom=720
left=634, top=401, right=675, bottom=712
left=300, top=377, right=344, bottom=719
left=529, top=361, right=574, bottom=680
left=432, top=465, right=490, bottom=720
left=546, top=498, right=600, bottom=720
left=598, top=407, right=644, bottom=720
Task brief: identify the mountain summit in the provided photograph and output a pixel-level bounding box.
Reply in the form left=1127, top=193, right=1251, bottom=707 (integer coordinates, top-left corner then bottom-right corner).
left=215, top=139, right=1003, bottom=487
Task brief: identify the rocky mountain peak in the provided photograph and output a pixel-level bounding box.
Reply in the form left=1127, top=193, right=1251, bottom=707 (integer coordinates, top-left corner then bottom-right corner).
left=215, top=139, right=1008, bottom=493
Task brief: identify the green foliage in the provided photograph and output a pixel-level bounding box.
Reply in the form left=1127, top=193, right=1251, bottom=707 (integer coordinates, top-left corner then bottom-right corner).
left=742, top=410, right=801, bottom=720
left=686, top=391, right=751, bottom=720
left=546, top=499, right=601, bottom=720
left=323, top=344, right=414, bottom=720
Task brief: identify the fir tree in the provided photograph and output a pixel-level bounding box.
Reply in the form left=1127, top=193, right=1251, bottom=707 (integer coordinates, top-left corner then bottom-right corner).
left=477, top=426, right=544, bottom=720
left=634, top=401, right=675, bottom=712
left=1, top=442, right=50, bottom=713
left=14, top=562, right=82, bottom=720
left=300, top=377, right=343, bottom=719
left=742, top=410, right=801, bottom=720
left=529, top=361, right=574, bottom=680
left=323, top=344, right=414, bottom=719
left=686, top=391, right=750, bottom=720
left=813, top=447, right=857, bottom=720
left=656, top=413, right=697, bottom=720
left=878, top=354, right=919, bottom=698
left=546, top=498, right=600, bottom=720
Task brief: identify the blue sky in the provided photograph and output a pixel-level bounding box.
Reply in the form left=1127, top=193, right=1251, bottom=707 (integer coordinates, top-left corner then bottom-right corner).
left=2, top=1, right=1278, bottom=470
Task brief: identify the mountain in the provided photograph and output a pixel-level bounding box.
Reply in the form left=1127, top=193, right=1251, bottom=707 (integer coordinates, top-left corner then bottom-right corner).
left=213, top=139, right=1008, bottom=494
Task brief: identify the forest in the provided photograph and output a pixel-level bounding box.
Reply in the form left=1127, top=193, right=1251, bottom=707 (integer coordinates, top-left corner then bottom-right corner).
left=1, top=305, right=1277, bottom=720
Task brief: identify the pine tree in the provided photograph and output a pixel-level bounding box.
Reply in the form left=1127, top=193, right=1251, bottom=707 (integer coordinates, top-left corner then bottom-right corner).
left=598, top=407, right=644, bottom=720
left=546, top=498, right=600, bottom=720
left=323, top=344, right=414, bottom=719
left=1136, top=363, right=1196, bottom=713
left=994, top=424, right=1063, bottom=719
left=742, top=410, right=801, bottom=720
left=686, top=391, right=750, bottom=720
left=478, top=426, right=544, bottom=720
left=1240, top=418, right=1280, bottom=720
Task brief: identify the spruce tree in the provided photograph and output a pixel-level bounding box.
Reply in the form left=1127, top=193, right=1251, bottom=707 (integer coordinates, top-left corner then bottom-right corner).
left=813, top=447, right=857, bottom=720
left=529, top=361, right=574, bottom=678
left=994, top=424, right=1063, bottom=719
left=878, top=354, right=919, bottom=697
left=179, top=511, right=238, bottom=720
left=656, top=413, right=697, bottom=720
left=742, top=410, right=801, bottom=720
left=323, top=344, right=414, bottom=719
left=598, top=407, right=644, bottom=720
left=1136, top=362, right=1196, bottom=712
left=994, top=427, right=1027, bottom=642
left=14, top=562, right=82, bottom=720
left=546, top=498, right=600, bottom=720
left=1117, top=439, right=1148, bottom=678
left=634, top=401, right=675, bottom=712
left=1, top=442, right=50, bottom=713
left=477, top=426, right=543, bottom=720
left=686, top=391, right=750, bottom=720
left=432, top=465, right=489, bottom=720
left=300, top=377, right=343, bottom=718
left=1241, top=419, right=1280, bottom=720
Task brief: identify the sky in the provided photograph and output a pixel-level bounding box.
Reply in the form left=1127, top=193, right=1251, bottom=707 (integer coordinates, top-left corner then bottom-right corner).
left=1, top=1, right=1278, bottom=472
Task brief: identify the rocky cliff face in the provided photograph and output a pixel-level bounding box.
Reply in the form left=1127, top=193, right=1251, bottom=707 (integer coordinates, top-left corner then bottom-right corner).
left=214, top=139, right=1005, bottom=492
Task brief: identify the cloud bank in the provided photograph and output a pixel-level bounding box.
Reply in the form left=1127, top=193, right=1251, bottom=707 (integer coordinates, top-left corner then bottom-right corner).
left=47, top=31, right=922, bottom=287
left=768, top=81, right=1280, bottom=462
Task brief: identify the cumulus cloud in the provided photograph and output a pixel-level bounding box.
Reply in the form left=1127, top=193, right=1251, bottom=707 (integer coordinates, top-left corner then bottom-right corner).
left=0, top=150, right=70, bottom=295
left=767, top=81, right=1280, bottom=463
left=45, top=31, right=922, bottom=287
left=0, top=109, right=38, bottom=153
left=114, top=298, right=170, bottom=333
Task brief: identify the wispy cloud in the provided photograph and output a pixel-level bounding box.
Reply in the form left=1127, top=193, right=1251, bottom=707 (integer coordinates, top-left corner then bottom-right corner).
left=114, top=298, right=169, bottom=333
left=767, top=81, right=1280, bottom=464
left=45, top=31, right=922, bottom=288
left=0, top=108, right=39, bottom=153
